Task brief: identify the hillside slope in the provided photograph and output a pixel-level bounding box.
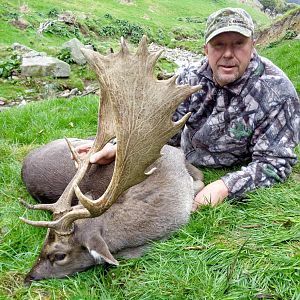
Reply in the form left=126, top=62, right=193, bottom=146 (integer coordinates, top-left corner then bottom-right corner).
left=256, top=7, right=300, bottom=45
left=0, top=0, right=272, bottom=105
left=0, top=0, right=270, bottom=52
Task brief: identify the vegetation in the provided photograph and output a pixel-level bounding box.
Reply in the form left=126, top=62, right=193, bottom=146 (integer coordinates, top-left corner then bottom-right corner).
left=259, top=0, right=286, bottom=12
left=259, top=0, right=298, bottom=13
left=258, top=39, right=300, bottom=94
left=1, top=95, right=300, bottom=299
left=0, top=54, right=21, bottom=79
left=0, top=0, right=300, bottom=299
left=0, top=0, right=270, bottom=103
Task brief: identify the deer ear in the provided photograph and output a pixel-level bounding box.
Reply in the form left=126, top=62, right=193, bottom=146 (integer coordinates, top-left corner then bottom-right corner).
left=84, top=235, right=119, bottom=266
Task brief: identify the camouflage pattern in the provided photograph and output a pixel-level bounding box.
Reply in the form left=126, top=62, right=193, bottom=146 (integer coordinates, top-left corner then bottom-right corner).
left=170, top=53, right=300, bottom=199
left=205, top=8, right=254, bottom=43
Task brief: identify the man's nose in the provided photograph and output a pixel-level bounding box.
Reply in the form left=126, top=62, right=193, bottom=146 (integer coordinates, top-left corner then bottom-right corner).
left=223, top=46, right=234, bottom=58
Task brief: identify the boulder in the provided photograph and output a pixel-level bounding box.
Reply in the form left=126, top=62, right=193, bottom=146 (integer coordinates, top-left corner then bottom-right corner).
left=62, top=38, right=90, bottom=65
left=21, top=55, right=70, bottom=78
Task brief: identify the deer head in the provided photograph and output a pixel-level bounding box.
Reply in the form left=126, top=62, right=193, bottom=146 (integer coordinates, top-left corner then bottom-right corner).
left=20, top=36, right=201, bottom=282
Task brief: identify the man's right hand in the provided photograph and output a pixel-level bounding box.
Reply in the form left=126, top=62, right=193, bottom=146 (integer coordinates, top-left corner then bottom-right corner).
left=73, top=142, right=117, bottom=166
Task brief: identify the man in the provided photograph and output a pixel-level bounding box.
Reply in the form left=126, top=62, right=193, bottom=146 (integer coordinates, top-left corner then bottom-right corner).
left=77, top=8, right=300, bottom=211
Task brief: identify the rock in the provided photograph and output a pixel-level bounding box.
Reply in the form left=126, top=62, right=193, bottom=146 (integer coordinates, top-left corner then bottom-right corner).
left=62, top=38, right=90, bottom=65
left=59, top=88, right=79, bottom=98
left=21, top=56, right=70, bottom=78
left=148, top=43, right=203, bottom=68
left=0, top=97, right=7, bottom=105
left=85, top=83, right=99, bottom=92
left=12, top=42, right=33, bottom=53
left=18, top=100, right=27, bottom=107
left=13, top=42, right=70, bottom=77
left=85, top=45, right=94, bottom=51
left=10, top=18, right=30, bottom=30
left=43, top=83, right=58, bottom=99
left=58, top=11, right=76, bottom=25
left=23, top=50, right=47, bottom=58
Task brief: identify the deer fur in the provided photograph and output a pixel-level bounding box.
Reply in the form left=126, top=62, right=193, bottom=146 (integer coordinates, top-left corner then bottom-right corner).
left=20, top=36, right=204, bottom=282
left=21, top=139, right=204, bottom=281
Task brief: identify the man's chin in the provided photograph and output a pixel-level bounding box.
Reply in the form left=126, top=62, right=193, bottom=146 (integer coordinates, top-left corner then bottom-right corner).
left=215, top=74, right=239, bottom=86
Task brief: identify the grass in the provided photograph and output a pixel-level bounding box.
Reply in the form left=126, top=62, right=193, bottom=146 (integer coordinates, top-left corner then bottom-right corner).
left=258, top=39, right=300, bottom=94
left=0, top=0, right=300, bottom=299
left=1, top=95, right=300, bottom=300
left=0, top=0, right=271, bottom=56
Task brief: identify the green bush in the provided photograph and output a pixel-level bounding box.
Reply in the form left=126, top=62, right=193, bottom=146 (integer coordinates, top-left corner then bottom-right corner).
left=283, top=29, right=298, bottom=40
left=44, top=21, right=81, bottom=39
left=0, top=54, right=21, bottom=78
left=57, top=48, right=74, bottom=64
left=260, top=0, right=287, bottom=13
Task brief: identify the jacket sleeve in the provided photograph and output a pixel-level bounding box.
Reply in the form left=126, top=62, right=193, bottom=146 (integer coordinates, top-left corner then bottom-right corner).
left=221, top=95, right=300, bottom=199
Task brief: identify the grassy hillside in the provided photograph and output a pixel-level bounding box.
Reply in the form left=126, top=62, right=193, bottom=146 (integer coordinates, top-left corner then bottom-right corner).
left=1, top=0, right=270, bottom=51
left=0, top=0, right=271, bottom=103
left=258, top=39, right=300, bottom=94
left=0, top=1, right=300, bottom=299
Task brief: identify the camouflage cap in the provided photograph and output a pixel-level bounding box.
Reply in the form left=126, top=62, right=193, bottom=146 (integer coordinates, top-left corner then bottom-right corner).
left=204, top=8, right=254, bottom=44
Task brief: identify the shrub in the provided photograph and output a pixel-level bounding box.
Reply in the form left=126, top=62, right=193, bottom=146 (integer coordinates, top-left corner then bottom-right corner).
left=57, top=48, right=74, bottom=64
left=0, top=54, right=21, bottom=78
left=260, top=0, right=287, bottom=13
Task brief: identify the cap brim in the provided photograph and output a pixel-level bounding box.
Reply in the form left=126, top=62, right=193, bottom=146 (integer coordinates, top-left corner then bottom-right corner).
left=205, top=26, right=252, bottom=44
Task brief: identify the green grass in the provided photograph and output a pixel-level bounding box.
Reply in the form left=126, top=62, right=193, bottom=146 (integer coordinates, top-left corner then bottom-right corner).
left=258, top=39, right=300, bottom=94
left=0, top=0, right=272, bottom=102
left=0, top=95, right=300, bottom=299
left=0, top=0, right=271, bottom=51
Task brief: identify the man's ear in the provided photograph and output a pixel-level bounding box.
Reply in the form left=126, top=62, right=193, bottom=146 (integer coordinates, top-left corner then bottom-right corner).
left=204, top=44, right=208, bottom=56
left=250, top=39, right=256, bottom=57
left=84, top=234, right=119, bottom=266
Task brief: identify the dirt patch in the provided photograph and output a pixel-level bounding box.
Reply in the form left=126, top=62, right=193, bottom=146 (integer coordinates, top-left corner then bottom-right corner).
left=256, top=8, right=300, bottom=46
left=119, top=0, right=134, bottom=4
left=10, top=18, right=30, bottom=30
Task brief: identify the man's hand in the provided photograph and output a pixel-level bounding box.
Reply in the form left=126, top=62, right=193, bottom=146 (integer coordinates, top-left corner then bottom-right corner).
left=73, top=142, right=117, bottom=166
left=192, top=179, right=229, bottom=211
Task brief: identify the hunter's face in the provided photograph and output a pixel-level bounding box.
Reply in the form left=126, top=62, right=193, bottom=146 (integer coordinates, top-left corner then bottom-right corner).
left=204, top=32, right=254, bottom=87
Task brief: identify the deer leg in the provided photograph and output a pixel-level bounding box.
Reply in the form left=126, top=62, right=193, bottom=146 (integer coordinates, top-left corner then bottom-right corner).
left=185, top=161, right=205, bottom=196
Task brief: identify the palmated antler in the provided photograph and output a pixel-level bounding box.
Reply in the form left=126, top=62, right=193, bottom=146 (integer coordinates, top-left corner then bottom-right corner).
left=20, top=36, right=201, bottom=234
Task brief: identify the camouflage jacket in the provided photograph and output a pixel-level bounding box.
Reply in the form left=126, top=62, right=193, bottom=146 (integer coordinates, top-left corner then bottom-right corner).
left=170, top=52, right=300, bottom=199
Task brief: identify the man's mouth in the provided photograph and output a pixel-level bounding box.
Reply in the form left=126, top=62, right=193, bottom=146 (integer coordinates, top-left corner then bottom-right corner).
left=219, top=65, right=237, bottom=72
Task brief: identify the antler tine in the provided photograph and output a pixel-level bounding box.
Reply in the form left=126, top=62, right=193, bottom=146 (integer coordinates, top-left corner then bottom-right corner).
left=166, top=74, right=178, bottom=85
left=148, top=49, right=164, bottom=71
left=120, top=36, right=130, bottom=55
left=65, top=137, right=81, bottom=165
left=19, top=199, right=56, bottom=212
left=136, top=35, right=148, bottom=56
left=20, top=206, right=91, bottom=234
left=136, top=35, right=164, bottom=73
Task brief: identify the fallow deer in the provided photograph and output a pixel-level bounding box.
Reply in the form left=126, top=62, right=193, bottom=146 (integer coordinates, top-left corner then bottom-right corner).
left=20, top=36, right=203, bottom=282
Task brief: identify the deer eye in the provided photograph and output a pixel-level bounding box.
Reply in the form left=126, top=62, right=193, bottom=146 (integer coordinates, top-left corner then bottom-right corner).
left=54, top=253, right=66, bottom=261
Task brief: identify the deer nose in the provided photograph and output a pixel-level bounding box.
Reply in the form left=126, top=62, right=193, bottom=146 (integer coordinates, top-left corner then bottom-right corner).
left=24, top=274, right=36, bottom=285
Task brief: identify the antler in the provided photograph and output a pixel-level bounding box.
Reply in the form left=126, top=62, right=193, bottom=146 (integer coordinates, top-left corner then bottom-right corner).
left=20, top=36, right=201, bottom=234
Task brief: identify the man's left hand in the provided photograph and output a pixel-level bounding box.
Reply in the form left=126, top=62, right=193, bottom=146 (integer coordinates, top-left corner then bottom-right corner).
left=192, top=179, right=229, bottom=211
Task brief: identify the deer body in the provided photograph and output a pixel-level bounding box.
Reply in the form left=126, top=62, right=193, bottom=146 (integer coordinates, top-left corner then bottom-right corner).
left=20, top=36, right=203, bottom=282
left=22, top=139, right=203, bottom=281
